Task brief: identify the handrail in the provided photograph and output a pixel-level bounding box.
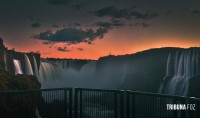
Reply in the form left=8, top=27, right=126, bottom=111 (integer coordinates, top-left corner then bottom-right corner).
left=127, top=90, right=186, bottom=98
left=0, top=87, right=199, bottom=99
left=0, top=87, right=72, bottom=94
left=75, top=87, right=124, bottom=92
left=0, top=87, right=199, bottom=118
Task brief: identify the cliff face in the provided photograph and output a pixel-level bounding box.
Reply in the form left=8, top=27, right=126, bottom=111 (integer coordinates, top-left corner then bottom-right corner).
left=0, top=38, right=41, bottom=117
left=96, top=47, right=200, bottom=94
left=0, top=37, right=40, bottom=75
left=0, top=37, right=41, bottom=90
left=0, top=38, right=6, bottom=72
left=0, top=72, right=41, bottom=90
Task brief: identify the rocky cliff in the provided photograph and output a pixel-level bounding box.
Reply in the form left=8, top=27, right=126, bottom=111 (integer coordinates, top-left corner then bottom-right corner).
left=0, top=37, right=40, bottom=76
left=96, top=47, right=200, bottom=96
left=0, top=37, right=41, bottom=90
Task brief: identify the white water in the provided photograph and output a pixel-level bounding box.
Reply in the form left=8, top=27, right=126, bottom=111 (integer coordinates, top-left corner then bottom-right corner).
left=33, top=55, right=39, bottom=78
left=39, top=59, right=129, bottom=89
left=24, top=54, right=34, bottom=75
left=39, top=62, right=56, bottom=83
left=40, top=60, right=98, bottom=88
left=159, top=49, right=200, bottom=96
left=4, top=51, right=8, bottom=71
left=13, top=59, right=23, bottom=75
left=36, top=108, right=42, bottom=118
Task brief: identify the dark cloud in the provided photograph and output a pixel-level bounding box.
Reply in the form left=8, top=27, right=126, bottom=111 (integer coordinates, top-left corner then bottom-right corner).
left=47, top=0, right=69, bottom=6
left=72, top=2, right=87, bottom=10
left=95, top=28, right=108, bottom=39
left=94, top=6, right=131, bottom=18
left=33, top=27, right=109, bottom=45
left=112, top=22, right=124, bottom=27
left=77, top=48, right=83, bottom=51
left=94, top=20, right=124, bottom=29
left=165, top=11, right=171, bottom=15
left=94, top=6, right=159, bottom=20
left=131, top=5, right=138, bottom=9
left=182, top=8, right=190, bottom=11
left=31, top=22, right=41, bottom=28
left=52, top=25, right=59, bottom=28
left=131, top=11, right=159, bottom=20
left=191, top=10, right=200, bottom=15
left=28, top=16, right=42, bottom=22
left=57, top=46, right=70, bottom=52
left=95, top=22, right=113, bottom=28
left=134, top=22, right=151, bottom=28
left=28, top=16, right=35, bottom=22
left=73, top=23, right=81, bottom=26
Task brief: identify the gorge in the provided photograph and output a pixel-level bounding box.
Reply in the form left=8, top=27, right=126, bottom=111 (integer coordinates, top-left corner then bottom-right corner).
left=0, top=37, right=200, bottom=97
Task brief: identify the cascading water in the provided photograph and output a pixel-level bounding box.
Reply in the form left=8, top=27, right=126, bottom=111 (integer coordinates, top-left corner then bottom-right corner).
left=80, top=61, right=96, bottom=73
left=120, top=64, right=128, bottom=84
left=4, top=51, right=8, bottom=71
left=40, top=60, right=98, bottom=89
left=13, top=59, right=23, bottom=75
left=159, top=49, right=200, bottom=96
left=33, top=55, right=39, bottom=78
left=24, top=54, right=34, bottom=75
left=39, top=62, right=56, bottom=82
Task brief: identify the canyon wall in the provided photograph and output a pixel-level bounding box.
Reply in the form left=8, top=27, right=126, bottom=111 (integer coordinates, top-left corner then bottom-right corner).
left=0, top=37, right=40, bottom=75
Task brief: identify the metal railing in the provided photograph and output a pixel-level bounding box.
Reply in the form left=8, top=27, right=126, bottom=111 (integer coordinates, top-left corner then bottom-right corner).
left=126, top=91, right=200, bottom=118
left=74, top=88, right=124, bottom=118
left=0, top=88, right=199, bottom=118
left=0, top=88, right=72, bottom=118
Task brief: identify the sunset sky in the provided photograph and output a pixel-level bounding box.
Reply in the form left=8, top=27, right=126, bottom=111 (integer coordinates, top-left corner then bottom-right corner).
left=0, top=0, right=200, bottom=60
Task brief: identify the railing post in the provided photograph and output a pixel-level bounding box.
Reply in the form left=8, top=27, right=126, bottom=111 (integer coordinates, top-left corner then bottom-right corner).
left=132, top=92, right=135, bottom=118
left=126, top=91, right=130, bottom=118
left=74, top=88, right=79, bottom=118
left=120, top=90, right=124, bottom=118
left=80, top=89, right=82, bottom=118
left=114, top=92, right=118, bottom=118
left=64, top=89, right=68, bottom=118
left=69, top=88, right=72, bottom=118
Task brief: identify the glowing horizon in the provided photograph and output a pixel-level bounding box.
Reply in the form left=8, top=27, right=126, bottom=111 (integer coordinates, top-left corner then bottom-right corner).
left=1, top=0, right=200, bottom=60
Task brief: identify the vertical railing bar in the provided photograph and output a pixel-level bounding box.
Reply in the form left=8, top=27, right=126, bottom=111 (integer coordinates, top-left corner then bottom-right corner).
left=126, top=91, right=130, bottom=118
left=120, top=90, right=124, bottom=118
left=69, top=88, right=73, bottom=118
left=64, top=89, right=67, bottom=118
left=91, top=90, right=93, bottom=118
left=114, top=92, right=118, bottom=118
left=74, top=88, right=78, bottom=118
left=86, top=90, right=89, bottom=118
left=50, top=91, right=52, bottom=118
left=80, top=89, right=82, bottom=118
left=97, top=91, right=99, bottom=118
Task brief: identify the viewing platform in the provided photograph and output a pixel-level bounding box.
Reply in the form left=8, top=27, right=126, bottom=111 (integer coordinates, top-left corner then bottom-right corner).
left=0, top=88, right=199, bottom=118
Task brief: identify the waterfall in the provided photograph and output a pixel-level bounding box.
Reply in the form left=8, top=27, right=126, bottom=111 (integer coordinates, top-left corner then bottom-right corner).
left=40, top=60, right=98, bottom=89
left=13, top=59, right=23, bottom=75
left=60, top=60, right=79, bottom=70
left=159, top=49, right=200, bottom=96
left=39, top=62, right=56, bottom=82
left=33, top=55, right=39, bottom=77
left=80, top=61, right=96, bottom=73
left=120, top=64, right=128, bottom=84
left=24, top=54, right=34, bottom=75
left=4, top=51, right=8, bottom=71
